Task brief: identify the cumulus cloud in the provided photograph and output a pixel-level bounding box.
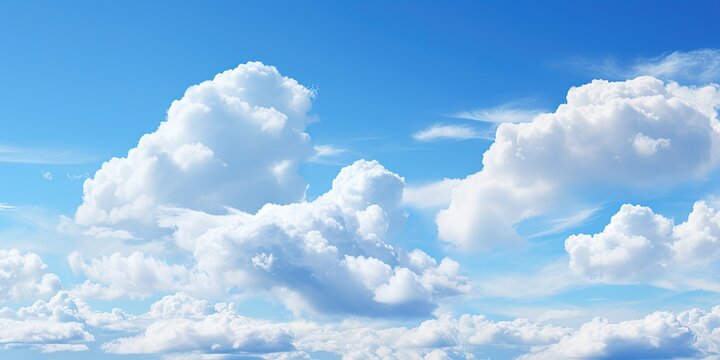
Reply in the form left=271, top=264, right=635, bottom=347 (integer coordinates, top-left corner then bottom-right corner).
left=438, top=76, right=720, bottom=249
left=412, top=124, right=486, bottom=142
left=0, top=249, right=61, bottom=302
left=0, top=290, right=133, bottom=353
left=75, top=61, right=316, bottom=236
left=71, top=160, right=470, bottom=316
left=67, top=251, right=200, bottom=300
left=566, top=200, right=720, bottom=286
left=293, top=312, right=569, bottom=359
left=521, top=311, right=698, bottom=359
left=102, top=292, right=293, bottom=356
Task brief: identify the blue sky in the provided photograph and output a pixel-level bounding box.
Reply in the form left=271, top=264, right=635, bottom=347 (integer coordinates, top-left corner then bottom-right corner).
left=1, top=1, right=720, bottom=359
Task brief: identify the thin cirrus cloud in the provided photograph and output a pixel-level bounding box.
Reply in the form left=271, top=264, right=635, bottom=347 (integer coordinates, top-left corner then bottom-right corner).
left=578, top=48, right=720, bottom=84
left=412, top=124, right=488, bottom=142
left=0, top=203, right=15, bottom=210
left=0, top=145, right=94, bottom=165
left=450, top=103, right=545, bottom=124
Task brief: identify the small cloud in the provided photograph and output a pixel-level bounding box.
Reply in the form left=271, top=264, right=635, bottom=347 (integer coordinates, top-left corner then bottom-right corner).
left=412, top=124, right=487, bottom=142
left=41, top=170, right=53, bottom=181
left=451, top=103, right=544, bottom=124
left=0, top=203, right=15, bottom=210
left=309, top=144, right=346, bottom=162
left=0, top=145, right=94, bottom=164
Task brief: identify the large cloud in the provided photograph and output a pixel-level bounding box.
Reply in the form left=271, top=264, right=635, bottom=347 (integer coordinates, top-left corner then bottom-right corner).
left=438, top=76, right=720, bottom=249
left=71, top=160, right=471, bottom=316
left=75, top=62, right=316, bottom=235
left=0, top=249, right=61, bottom=302
left=566, top=200, right=720, bottom=285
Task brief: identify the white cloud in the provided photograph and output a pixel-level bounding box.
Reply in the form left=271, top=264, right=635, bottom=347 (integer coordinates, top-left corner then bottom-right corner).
left=14, top=291, right=134, bottom=332
left=292, top=312, right=569, bottom=359
left=632, top=49, right=720, bottom=84
left=41, top=170, right=53, bottom=181
left=413, top=124, right=485, bottom=142
left=521, top=311, right=698, bottom=359
left=67, top=251, right=201, bottom=300
left=566, top=200, right=720, bottom=286
left=72, top=160, right=470, bottom=316
left=0, top=203, right=14, bottom=210
left=102, top=293, right=294, bottom=356
left=0, top=290, right=132, bottom=354
left=0, top=318, right=92, bottom=352
left=0, top=145, right=94, bottom=165
left=403, top=178, right=461, bottom=209
left=451, top=104, right=544, bottom=124
left=438, top=76, right=720, bottom=249
left=0, top=248, right=61, bottom=302
left=75, top=62, right=316, bottom=237
left=309, top=144, right=346, bottom=162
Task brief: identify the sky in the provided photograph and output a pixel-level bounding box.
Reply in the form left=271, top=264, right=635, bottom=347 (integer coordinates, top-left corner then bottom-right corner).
left=1, top=1, right=720, bottom=359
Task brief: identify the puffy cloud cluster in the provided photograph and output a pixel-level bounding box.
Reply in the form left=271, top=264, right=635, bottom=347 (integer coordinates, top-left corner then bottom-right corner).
left=75, top=62, right=316, bottom=236
left=521, top=311, right=698, bottom=359
left=291, top=312, right=569, bottom=359
left=67, top=251, right=200, bottom=300
left=71, top=160, right=470, bottom=316
left=0, top=290, right=133, bottom=353
left=566, top=200, right=720, bottom=283
left=438, top=77, right=720, bottom=249
left=103, top=293, right=294, bottom=356
left=0, top=249, right=61, bottom=302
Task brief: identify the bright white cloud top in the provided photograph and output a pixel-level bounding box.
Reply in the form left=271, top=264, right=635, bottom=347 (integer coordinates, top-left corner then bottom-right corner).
left=438, top=76, right=720, bottom=249
left=75, top=62, right=316, bottom=236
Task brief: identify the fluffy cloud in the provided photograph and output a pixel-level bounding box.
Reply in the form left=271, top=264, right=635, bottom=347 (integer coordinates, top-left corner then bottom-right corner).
left=438, top=76, right=720, bottom=249
left=0, top=249, right=61, bottom=302
left=293, top=312, right=569, bottom=359
left=566, top=200, right=720, bottom=284
left=521, top=312, right=698, bottom=359
left=68, top=251, right=199, bottom=300
left=71, top=160, right=470, bottom=316
left=0, top=290, right=132, bottom=353
left=102, top=292, right=294, bottom=356
left=75, top=62, right=316, bottom=235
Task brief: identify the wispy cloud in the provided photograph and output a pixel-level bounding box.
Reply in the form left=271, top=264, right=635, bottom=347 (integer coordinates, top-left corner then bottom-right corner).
left=412, top=124, right=488, bottom=142
left=574, top=49, right=720, bottom=84
left=0, top=145, right=95, bottom=165
left=403, top=178, right=461, bottom=209
left=451, top=103, right=544, bottom=124
left=632, top=49, right=720, bottom=83
left=0, top=203, right=15, bottom=210
left=526, top=207, right=600, bottom=239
